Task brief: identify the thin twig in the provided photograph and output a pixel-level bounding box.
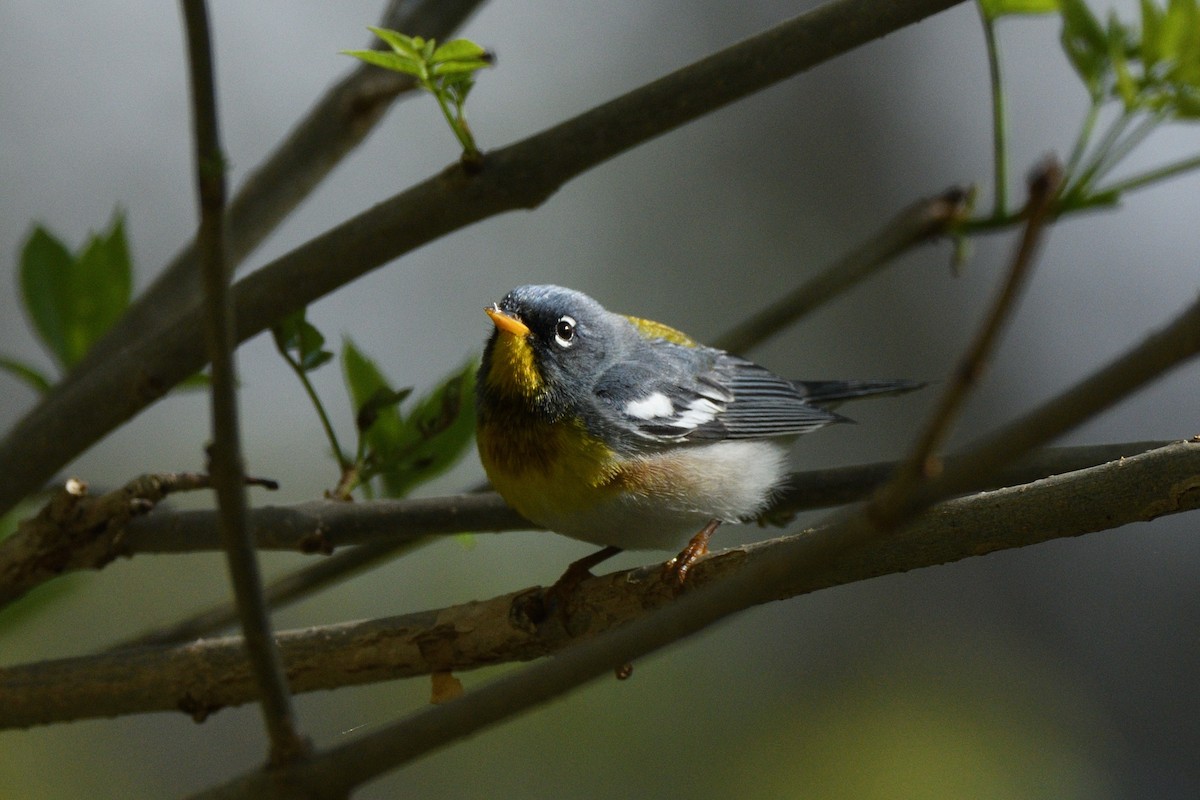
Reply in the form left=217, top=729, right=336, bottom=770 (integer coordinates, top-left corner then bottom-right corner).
left=714, top=186, right=969, bottom=355
left=978, top=7, right=1008, bottom=217
left=3, top=439, right=1198, bottom=732
left=871, top=159, right=1062, bottom=525
left=0, top=0, right=970, bottom=520
left=180, top=0, right=307, bottom=765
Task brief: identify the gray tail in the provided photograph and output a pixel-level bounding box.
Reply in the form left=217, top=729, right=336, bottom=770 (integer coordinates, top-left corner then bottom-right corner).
left=795, top=379, right=924, bottom=409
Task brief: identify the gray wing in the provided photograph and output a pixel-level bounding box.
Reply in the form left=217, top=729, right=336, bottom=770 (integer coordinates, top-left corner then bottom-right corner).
left=591, top=346, right=843, bottom=448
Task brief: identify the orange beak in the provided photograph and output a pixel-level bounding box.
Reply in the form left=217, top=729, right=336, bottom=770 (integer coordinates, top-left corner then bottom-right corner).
left=485, top=304, right=531, bottom=337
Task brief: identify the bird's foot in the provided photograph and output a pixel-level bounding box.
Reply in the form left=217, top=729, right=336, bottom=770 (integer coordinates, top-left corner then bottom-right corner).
left=663, top=519, right=721, bottom=586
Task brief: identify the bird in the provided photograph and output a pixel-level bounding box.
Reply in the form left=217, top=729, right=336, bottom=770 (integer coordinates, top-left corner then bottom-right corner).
left=475, top=284, right=919, bottom=582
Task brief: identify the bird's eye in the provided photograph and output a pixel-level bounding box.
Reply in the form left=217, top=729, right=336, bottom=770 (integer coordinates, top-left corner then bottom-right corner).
left=554, top=315, right=576, bottom=348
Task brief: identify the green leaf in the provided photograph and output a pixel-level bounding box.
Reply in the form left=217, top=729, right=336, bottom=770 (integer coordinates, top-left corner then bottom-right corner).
left=19, top=214, right=132, bottom=370
left=342, top=49, right=425, bottom=79
left=446, top=75, right=476, bottom=106
left=979, top=0, right=1058, bottom=19
left=1141, top=0, right=1167, bottom=69
left=356, top=386, right=413, bottom=434
left=377, top=361, right=477, bottom=498
left=1108, top=14, right=1141, bottom=108
left=76, top=214, right=133, bottom=343
left=1060, top=0, right=1111, bottom=95
left=342, top=338, right=405, bottom=454
left=367, top=26, right=422, bottom=59
left=431, top=60, right=489, bottom=78
left=272, top=309, right=334, bottom=372
left=1161, top=0, right=1200, bottom=85
left=19, top=227, right=75, bottom=366
left=0, top=356, right=52, bottom=393
left=1175, top=86, right=1200, bottom=116
left=431, top=39, right=489, bottom=63
left=177, top=371, right=212, bottom=390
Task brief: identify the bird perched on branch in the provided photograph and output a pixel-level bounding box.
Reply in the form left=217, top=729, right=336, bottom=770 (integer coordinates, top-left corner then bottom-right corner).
left=476, top=284, right=918, bottom=581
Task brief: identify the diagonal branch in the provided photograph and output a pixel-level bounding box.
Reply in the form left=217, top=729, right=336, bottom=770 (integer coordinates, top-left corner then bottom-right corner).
left=2, top=439, right=1197, bottom=732
left=871, top=160, right=1061, bottom=522
left=714, top=186, right=969, bottom=354
left=0, top=0, right=969, bottom=519
left=64, top=0, right=486, bottom=377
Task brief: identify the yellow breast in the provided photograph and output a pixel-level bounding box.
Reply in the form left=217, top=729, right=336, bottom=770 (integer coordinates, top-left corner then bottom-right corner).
left=477, top=412, right=621, bottom=529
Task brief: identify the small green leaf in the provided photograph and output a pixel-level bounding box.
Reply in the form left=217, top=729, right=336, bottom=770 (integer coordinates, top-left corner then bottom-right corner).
left=74, top=215, right=133, bottom=344
left=356, top=386, right=413, bottom=434
left=431, top=39, right=489, bottom=63
left=0, top=356, right=52, bottom=393
left=272, top=309, right=334, bottom=372
left=1108, top=15, right=1141, bottom=108
left=342, top=49, right=425, bottom=79
left=378, top=361, right=477, bottom=498
left=431, top=60, right=489, bottom=78
left=19, top=227, right=75, bottom=366
left=1141, top=0, right=1166, bottom=69
left=19, top=213, right=132, bottom=370
left=177, top=371, right=212, bottom=390
left=1060, top=0, right=1111, bottom=95
left=342, top=338, right=405, bottom=451
left=979, top=0, right=1058, bottom=19
left=1174, top=86, right=1200, bottom=116
left=367, top=26, right=422, bottom=59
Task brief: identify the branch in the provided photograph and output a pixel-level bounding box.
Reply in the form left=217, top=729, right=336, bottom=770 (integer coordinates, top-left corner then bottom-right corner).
left=62, top=0, right=485, bottom=378
left=872, top=160, right=1061, bottom=522
left=0, top=473, right=274, bottom=608
left=714, top=186, right=968, bottom=354
left=112, top=537, right=430, bottom=651
left=3, top=439, right=1197, bottom=731
left=181, top=0, right=306, bottom=763
left=191, top=262, right=1200, bottom=798
left=0, top=441, right=1167, bottom=615
left=0, top=0, right=969, bottom=518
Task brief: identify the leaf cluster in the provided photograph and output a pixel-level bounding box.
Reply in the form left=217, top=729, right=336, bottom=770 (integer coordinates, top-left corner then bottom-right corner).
left=272, top=310, right=476, bottom=501
left=343, top=29, right=493, bottom=162
left=967, top=0, right=1200, bottom=228
left=1061, top=0, right=1200, bottom=114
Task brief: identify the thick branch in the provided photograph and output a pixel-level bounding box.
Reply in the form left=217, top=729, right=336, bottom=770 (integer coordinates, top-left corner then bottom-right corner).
left=120, top=441, right=1166, bottom=554
left=0, top=473, right=276, bottom=608
left=0, top=442, right=1167, bottom=615
left=102, top=441, right=1163, bottom=652
left=2, top=439, right=1196, bottom=731
left=0, top=0, right=968, bottom=518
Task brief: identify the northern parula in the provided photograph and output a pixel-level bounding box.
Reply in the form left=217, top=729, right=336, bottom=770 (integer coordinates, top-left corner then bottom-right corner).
left=476, top=284, right=917, bottom=573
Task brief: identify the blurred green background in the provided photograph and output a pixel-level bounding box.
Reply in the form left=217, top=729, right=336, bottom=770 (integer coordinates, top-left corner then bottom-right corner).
left=1, top=0, right=1197, bottom=797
